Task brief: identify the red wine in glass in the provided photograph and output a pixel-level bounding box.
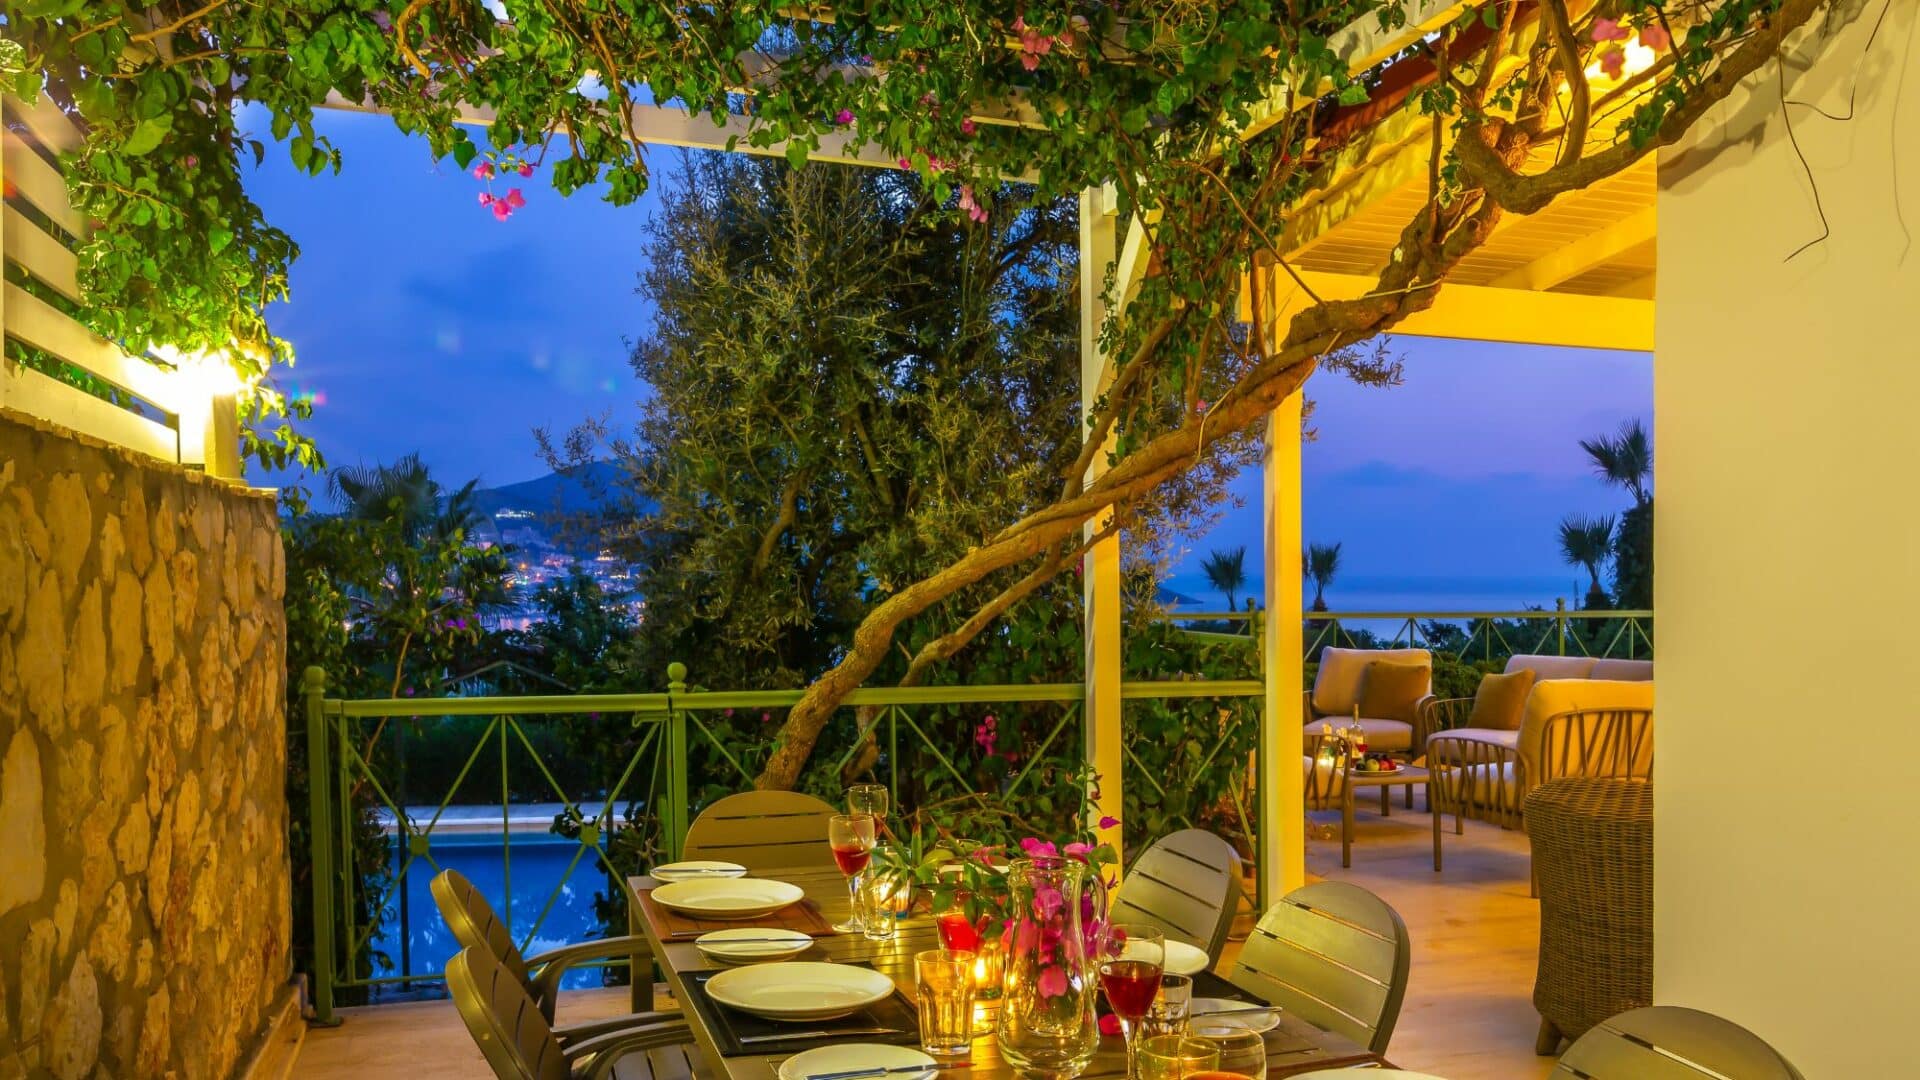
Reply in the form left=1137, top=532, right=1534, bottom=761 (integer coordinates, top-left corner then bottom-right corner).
left=831, top=843, right=872, bottom=876
left=1099, top=959, right=1163, bottom=1019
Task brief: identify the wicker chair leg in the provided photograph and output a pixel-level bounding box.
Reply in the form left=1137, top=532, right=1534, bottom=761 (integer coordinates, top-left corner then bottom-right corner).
left=1536, top=1017, right=1563, bottom=1056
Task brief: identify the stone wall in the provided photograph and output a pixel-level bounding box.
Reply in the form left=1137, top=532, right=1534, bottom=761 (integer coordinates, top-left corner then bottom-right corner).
left=0, top=408, right=291, bottom=1078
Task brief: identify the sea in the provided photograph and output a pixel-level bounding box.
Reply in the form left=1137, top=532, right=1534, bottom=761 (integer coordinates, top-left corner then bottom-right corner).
left=1157, top=573, right=1585, bottom=615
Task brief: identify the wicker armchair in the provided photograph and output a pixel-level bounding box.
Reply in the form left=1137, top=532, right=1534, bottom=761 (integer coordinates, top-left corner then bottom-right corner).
left=1526, top=777, right=1653, bottom=1055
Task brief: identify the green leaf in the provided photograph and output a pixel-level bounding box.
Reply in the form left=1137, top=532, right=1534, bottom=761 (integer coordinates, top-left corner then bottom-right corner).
left=122, top=117, right=170, bottom=156
left=784, top=141, right=809, bottom=169
left=452, top=138, right=477, bottom=170
left=1337, top=81, right=1371, bottom=106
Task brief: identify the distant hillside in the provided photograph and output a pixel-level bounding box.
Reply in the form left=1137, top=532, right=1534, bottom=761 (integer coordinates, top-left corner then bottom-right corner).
left=471, top=461, right=629, bottom=520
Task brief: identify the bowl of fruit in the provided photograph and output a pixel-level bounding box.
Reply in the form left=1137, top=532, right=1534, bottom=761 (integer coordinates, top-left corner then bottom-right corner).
left=1351, top=754, right=1399, bottom=774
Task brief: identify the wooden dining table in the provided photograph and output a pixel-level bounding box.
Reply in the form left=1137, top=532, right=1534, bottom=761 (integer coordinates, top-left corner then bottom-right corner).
left=627, top=866, right=1387, bottom=1080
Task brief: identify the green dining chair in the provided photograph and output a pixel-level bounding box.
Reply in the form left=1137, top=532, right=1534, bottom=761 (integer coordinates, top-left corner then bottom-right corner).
left=1554, top=1005, right=1806, bottom=1079
left=1107, top=828, right=1243, bottom=963
left=1226, top=881, right=1412, bottom=1057
left=680, top=790, right=841, bottom=871
left=446, top=945, right=697, bottom=1080
left=431, top=868, right=663, bottom=1029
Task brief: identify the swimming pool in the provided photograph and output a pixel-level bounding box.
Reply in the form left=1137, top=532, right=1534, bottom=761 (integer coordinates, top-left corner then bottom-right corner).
left=374, top=830, right=617, bottom=993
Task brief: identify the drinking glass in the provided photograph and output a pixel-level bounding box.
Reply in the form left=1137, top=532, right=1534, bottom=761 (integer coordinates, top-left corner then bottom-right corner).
left=847, top=783, right=891, bottom=833
left=1136, top=1035, right=1219, bottom=1080
left=1187, top=1023, right=1268, bottom=1080
left=827, top=813, right=876, bottom=933
left=1143, top=973, right=1193, bottom=1039
left=1097, top=922, right=1165, bottom=1079
left=861, top=859, right=899, bottom=941
left=915, top=949, right=977, bottom=1057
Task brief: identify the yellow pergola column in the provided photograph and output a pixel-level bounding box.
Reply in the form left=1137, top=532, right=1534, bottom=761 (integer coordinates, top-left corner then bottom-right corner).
left=1253, top=264, right=1308, bottom=904
left=1258, top=391, right=1307, bottom=902
left=1079, top=187, right=1125, bottom=859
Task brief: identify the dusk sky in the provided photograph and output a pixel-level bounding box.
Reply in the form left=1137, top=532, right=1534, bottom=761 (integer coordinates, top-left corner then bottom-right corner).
left=249, top=109, right=1651, bottom=609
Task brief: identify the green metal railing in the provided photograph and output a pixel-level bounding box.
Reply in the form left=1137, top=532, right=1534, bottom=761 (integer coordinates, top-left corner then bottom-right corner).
left=1161, top=603, right=1655, bottom=661
left=302, top=664, right=1262, bottom=1023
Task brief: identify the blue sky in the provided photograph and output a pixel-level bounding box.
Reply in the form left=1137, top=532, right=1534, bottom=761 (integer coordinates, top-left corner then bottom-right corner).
left=248, top=111, right=1651, bottom=605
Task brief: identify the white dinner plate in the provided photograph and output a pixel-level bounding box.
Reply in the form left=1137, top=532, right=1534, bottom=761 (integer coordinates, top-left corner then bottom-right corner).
left=777, top=1044, right=935, bottom=1080
left=696, top=927, right=814, bottom=964
left=651, top=878, right=804, bottom=920
left=1188, top=998, right=1281, bottom=1034
left=1162, top=940, right=1210, bottom=977
left=705, top=961, right=895, bottom=1021
left=651, top=860, right=748, bottom=882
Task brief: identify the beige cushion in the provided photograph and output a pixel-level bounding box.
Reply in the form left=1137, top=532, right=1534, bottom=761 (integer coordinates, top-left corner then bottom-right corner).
left=1504, top=654, right=1595, bottom=680
left=1302, top=718, right=1414, bottom=753
left=1589, top=658, right=1654, bottom=681
left=1465, top=668, right=1536, bottom=732
left=1311, top=647, right=1431, bottom=717
left=1428, top=727, right=1520, bottom=760
left=1517, top=678, right=1656, bottom=779
left=1355, top=661, right=1431, bottom=726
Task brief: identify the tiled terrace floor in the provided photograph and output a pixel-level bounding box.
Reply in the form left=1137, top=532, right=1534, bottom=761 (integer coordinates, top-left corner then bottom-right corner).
left=296, top=792, right=1555, bottom=1079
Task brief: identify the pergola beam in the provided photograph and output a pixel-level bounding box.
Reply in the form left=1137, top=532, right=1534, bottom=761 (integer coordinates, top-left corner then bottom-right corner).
left=1239, top=0, right=1474, bottom=142
left=1262, top=269, right=1654, bottom=350
left=1488, top=205, right=1657, bottom=291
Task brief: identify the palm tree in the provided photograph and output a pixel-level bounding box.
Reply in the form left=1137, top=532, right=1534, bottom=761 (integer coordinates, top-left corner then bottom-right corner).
left=329, top=451, right=486, bottom=541
left=1200, top=546, right=1248, bottom=615
left=1579, top=419, right=1652, bottom=505
left=1558, top=513, right=1616, bottom=609
left=1304, top=541, right=1342, bottom=612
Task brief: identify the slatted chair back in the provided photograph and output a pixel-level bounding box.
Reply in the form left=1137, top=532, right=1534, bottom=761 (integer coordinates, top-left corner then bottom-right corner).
left=433, top=869, right=534, bottom=989
left=1530, top=708, right=1655, bottom=786
left=681, top=790, right=840, bottom=871
left=445, top=946, right=569, bottom=1080
left=1553, top=1006, right=1805, bottom=1080
left=1108, top=829, right=1243, bottom=960
left=1227, top=881, right=1411, bottom=1056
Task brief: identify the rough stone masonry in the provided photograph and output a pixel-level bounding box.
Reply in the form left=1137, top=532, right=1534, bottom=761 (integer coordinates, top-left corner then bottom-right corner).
left=0, top=408, right=291, bottom=1078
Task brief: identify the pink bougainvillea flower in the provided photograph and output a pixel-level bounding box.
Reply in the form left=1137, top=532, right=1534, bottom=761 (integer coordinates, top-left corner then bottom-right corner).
left=505, top=188, right=527, bottom=209
left=1063, top=842, right=1093, bottom=862
left=1011, top=15, right=1027, bottom=32
left=835, top=108, right=856, bottom=125
left=183, top=154, right=199, bottom=169
left=1020, top=51, right=1042, bottom=71
left=491, top=200, right=512, bottom=221
left=1037, top=966, right=1069, bottom=998
left=1098, top=815, right=1121, bottom=830
left=898, top=157, right=913, bottom=170
left=928, top=156, right=946, bottom=172
left=1020, top=837, right=1059, bottom=859
left=1099, top=1014, right=1124, bottom=1037
left=1591, top=17, right=1630, bottom=42
left=1194, top=399, right=1209, bottom=414
left=1055, top=31, right=1075, bottom=49
left=1598, top=46, right=1627, bottom=77
left=958, top=184, right=990, bottom=223
left=478, top=192, right=494, bottom=206
left=473, top=161, right=496, bottom=180
left=1640, top=23, right=1671, bottom=51
left=517, top=162, right=535, bottom=177
left=961, top=118, right=978, bottom=136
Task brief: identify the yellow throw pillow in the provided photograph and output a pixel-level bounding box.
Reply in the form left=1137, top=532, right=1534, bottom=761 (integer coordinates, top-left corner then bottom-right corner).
left=1355, top=661, right=1430, bottom=724
left=1466, top=668, right=1537, bottom=731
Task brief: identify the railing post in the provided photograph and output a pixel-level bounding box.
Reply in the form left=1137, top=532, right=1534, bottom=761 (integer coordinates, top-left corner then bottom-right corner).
left=302, top=666, right=340, bottom=1026
left=663, top=662, right=690, bottom=861
left=1556, top=597, right=1568, bottom=656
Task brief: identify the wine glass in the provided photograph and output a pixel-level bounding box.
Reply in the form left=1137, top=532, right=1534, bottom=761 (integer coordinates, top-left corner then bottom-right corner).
left=827, top=813, right=877, bottom=933
left=1098, top=922, right=1165, bottom=1078
left=847, top=783, right=891, bottom=834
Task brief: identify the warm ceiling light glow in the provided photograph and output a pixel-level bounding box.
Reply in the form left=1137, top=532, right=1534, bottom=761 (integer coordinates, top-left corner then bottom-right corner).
left=1584, top=41, right=1659, bottom=87
left=151, top=344, right=259, bottom=398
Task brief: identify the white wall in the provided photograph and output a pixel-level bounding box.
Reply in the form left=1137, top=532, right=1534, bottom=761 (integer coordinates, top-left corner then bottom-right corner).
left=1655, top=1, right=1920, bottom=1074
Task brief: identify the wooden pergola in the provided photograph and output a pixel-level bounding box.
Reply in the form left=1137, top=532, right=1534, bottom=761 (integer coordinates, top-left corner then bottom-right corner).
left=4, top=0, right=1655, bottom=900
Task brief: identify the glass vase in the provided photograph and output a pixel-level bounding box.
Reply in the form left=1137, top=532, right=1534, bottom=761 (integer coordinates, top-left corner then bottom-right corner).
left=994, top=855, right=1107, bottom=1080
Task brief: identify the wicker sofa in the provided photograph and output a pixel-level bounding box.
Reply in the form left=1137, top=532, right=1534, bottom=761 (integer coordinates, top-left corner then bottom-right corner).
left=1425, top=657, right=1653, bottom=831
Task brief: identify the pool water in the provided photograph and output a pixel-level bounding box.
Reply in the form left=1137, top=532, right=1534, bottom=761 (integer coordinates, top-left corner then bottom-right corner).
left=375, top=831, right=615, bottom=993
